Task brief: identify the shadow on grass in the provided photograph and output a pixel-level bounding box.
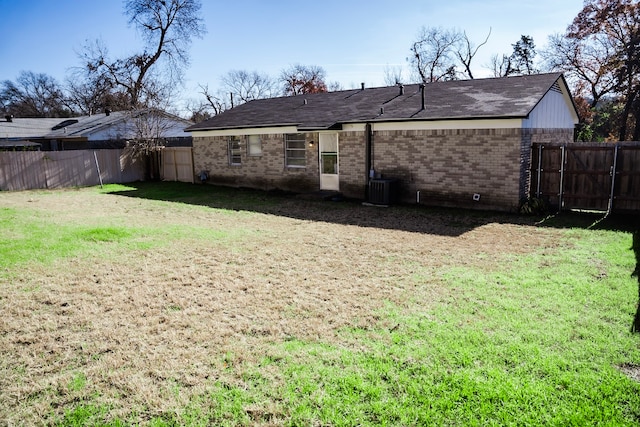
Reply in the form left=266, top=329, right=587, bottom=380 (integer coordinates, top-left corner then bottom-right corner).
left=105, top=181, right=639, bottom=238
left=104, top=181, right=549, bottom=238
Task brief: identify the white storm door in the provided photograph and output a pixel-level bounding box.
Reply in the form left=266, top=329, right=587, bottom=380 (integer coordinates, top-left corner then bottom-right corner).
left=319, top=133, right=339, bottom=191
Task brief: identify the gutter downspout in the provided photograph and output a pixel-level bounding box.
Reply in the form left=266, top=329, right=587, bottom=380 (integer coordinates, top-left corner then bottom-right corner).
left=365, top=123, right=373, bottom=200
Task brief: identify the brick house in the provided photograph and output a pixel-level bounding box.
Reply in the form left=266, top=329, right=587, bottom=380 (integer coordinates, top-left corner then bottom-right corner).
left=186, top=73, right=578, bottom=211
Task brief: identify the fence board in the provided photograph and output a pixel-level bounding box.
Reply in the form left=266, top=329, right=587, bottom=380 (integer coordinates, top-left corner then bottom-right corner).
left=563, top=146, right=613, bottom=211
left=615, top=146, right=640, bottom=212
left=531, top=142, right=640, bottom=213
left=0, top=149, right=145, bottom=191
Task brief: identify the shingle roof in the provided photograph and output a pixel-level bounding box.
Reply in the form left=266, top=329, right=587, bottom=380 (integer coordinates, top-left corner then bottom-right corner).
left=0, top=109, right=193, bottom=140
left=0, top=118, right=64, bottom=139
left=186, top=73, right=569, bottom=132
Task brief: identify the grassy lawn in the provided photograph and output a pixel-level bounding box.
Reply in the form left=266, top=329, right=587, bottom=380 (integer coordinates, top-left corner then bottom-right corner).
left=1, top=182, right=639, bottom=426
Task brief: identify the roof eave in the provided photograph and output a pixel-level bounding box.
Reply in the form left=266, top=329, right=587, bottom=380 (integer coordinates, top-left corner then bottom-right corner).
left=186, top=122, right=301, bottom=132
left=340, top=115, right=529, bottom=126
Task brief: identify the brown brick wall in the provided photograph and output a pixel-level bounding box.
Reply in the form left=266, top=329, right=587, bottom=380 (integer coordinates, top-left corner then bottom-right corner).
left=335, top=131, right=366, bottom=198
left=192, top=127, right=573, bottom=211
left=371, top=128, right=573, bottom=210
left=193, top=133, right=319, bottom=193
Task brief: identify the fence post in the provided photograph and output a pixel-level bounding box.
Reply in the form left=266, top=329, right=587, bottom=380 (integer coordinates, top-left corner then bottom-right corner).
left=558, top=145, right=566, bottom=211
left=93, top=151, right=103, bottom=188
left=606, top=144, right=619, bottom=216
left=536, top=144, right=543, bottom=199
left=173, top=149, right=179, bottom=182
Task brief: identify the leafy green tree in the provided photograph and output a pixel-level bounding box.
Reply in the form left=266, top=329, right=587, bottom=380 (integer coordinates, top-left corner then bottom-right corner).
left=490, top=35, right=537, bottom=77
left=511, top=35, right=537, bottom=75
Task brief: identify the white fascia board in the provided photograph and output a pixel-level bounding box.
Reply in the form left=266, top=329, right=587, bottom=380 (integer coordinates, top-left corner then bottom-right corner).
left=190, top=119, right=527, bottom=137
left=369, top=118, right=524, bottom=131
left=341, top=123, right=367, bottom=132
left=320, top=120, right=524, bottom=133
left=190, top=126, right=299, bottom=137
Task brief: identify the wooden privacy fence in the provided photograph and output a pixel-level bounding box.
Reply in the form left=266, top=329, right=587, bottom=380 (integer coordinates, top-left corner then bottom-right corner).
left=0, top=149, right=145, bottom=191
left=530, top=142, right=640, bottom=213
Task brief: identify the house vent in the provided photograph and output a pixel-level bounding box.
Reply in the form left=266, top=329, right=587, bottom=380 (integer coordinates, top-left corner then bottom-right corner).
left=52, top=119, right=79, bottom=130
left=550, top=81, right=562, bottom=93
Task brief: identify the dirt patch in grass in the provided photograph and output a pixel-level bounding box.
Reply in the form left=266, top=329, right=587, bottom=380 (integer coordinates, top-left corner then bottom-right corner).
left=0, top=187, right=565, bottom=423
left=620, top=363, right=640, bottom=383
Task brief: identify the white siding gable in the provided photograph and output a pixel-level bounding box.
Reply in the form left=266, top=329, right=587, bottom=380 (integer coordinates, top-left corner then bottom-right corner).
left=523, top=83, right=578, bottom=129
left=87, top=118, right=191, bottom=141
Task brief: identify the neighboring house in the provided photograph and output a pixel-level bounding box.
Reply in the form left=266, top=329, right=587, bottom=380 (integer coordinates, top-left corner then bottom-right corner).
left=186, top=73, right=579, bottom=211
left=0, top=140, right=42, bottom=151
left=0, top=109, right=193, bottom=151
left=0, top=116, right=61, bottom=151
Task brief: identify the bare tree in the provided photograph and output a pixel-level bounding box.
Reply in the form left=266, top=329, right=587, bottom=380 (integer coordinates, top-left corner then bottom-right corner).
left=542, top=33, right=617, bottom=108
left=455, top=29, right=491, bottom=79
left=109, top=107, right=182, bottom=180
left=566, top=0, right=640, bottom=141
left=0, top=71, right=69, bottom=117
left=383, top=64, right=407, bottom=85
left=184, top=98, right=213, bottom=122
left=280, top=64, right=328, bottom=95
left=221, top=70, right=277, bottom=103
left=64, top=66, right=132, bottom=115
left=409, top=27, right=462, bottom=82
left=327, top=81, right=344, bottom=91
left=198, top=83, right=230, bottom=115
left=80, top=0, right=206, bottom=108
left=488, top=54, right=517, bottom=77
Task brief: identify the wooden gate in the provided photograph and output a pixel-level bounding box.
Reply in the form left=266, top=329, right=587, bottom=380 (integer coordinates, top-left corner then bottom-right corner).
left=530, top=142, right=640, bottom=213
left=161, top=147, right=194, bottom=183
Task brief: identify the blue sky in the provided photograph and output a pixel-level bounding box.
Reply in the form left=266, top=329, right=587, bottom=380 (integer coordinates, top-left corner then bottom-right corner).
left=0, top=0, right=584, bottom=115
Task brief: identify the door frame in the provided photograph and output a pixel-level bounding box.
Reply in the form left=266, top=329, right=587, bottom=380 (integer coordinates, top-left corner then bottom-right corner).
left=319, top=132, right=339, bottom=191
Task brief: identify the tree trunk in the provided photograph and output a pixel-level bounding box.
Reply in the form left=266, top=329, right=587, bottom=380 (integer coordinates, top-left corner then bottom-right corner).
left=143, top=152, right=161, bottom=181
left=619, top=98, right=633, bottom=141
left=633, top=97, right=640, bottom=141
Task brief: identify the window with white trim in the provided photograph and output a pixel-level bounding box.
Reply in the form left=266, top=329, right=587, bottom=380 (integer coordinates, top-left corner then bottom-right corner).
left=247, top=135, right=262, bottom=156
left=285, top=133, right=306, bottom=168
left=228, top=137, right=242, bottom=165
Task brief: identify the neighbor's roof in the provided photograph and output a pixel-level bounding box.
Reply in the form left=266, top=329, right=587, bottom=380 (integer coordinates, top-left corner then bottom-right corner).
left=0, top=109, right=194, bottom=140
left=0, top=117, right=63, bottom=139
left=187, top=73, right=574, bottom=132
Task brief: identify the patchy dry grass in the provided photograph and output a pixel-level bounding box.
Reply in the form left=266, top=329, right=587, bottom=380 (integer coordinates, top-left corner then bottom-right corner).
left=0, top=182, right=639, bottom=425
